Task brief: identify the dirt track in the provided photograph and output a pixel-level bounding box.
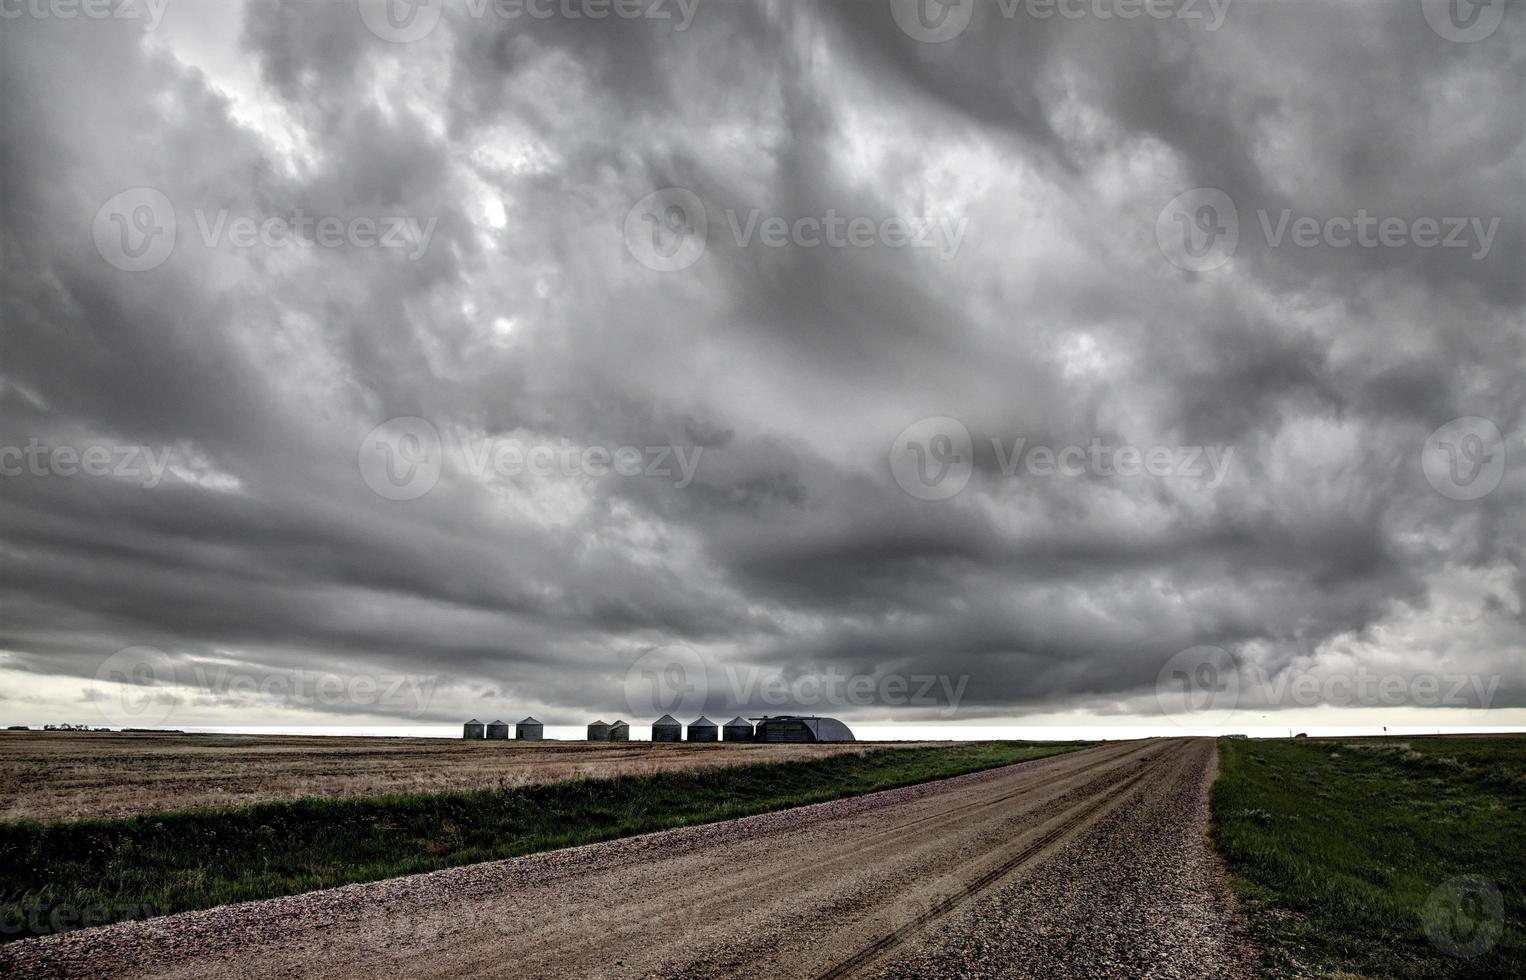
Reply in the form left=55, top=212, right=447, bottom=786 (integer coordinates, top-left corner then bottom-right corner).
left=1, top=738, right=1256, bottom=979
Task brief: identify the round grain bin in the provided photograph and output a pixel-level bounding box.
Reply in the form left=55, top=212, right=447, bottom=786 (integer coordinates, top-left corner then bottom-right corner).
left=516, top=716, right=544, bottom=740
left=463, top=718, right=485, bottom=739
left=651, top=713, right=682, bottom=742
left=688, top=715, right=718, bottom=742
left=587, top=719, right=611, bottom=741
left=485, top=719, right=510, bottom=740
left=722, top=716, right=754, bottom=742
left=608, top=720, right=630, bottom=742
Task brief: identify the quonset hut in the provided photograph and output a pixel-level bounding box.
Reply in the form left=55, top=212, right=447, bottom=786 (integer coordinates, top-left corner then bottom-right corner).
left=485, top=719, right=511, bottom=740
left=688, top=716, right=718, bottom=742
left=587, top=719, right=611, bottom=741
left=516, top=716, right=544, bottom=740
left=463, top=719, right=485, bottom=739
left=651, top=714, right=682, bottom=742
left=752, top=715, right=856, bottom=743
left=608, top=720, right=630, bottom=742
left=722, top=717, right=754, bottom=742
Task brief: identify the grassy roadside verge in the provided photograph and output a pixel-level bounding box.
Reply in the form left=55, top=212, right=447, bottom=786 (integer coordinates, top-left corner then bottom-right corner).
left=1213, top=736, right=1525, bottom=979
left=0, top=740, right=1084, bottom=942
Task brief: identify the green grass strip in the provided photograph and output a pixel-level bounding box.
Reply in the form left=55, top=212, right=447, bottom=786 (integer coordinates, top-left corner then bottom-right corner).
left=0, top=740, right=1083, bottom=942
left=1213, top=736, right=1525, bottom=979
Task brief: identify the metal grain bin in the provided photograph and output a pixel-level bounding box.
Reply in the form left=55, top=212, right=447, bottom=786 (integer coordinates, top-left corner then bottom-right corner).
left=753, top=715, right=855, bottom=743
left=463, top=718, right=485, bottom=739
left=587, top=719, right=611, bottom=741
left=485, top=719, right=510, bottom=740
left=687, top=716, right=718, bottom=742
left=722, top=717, right=754, bottom=742
left=608, top=719, right=630, bottom=742
left=516, top=716, right=544, bottom=740
left=651, top=713, right=682, bottom=742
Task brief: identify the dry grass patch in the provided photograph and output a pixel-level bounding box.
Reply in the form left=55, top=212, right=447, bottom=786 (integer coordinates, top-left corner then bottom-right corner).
left=0, top=732, right=925, bottom=821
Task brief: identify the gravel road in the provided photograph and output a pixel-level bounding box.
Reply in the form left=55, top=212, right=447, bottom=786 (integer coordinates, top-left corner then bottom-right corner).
left=1, top=738, right=1256, bottom=979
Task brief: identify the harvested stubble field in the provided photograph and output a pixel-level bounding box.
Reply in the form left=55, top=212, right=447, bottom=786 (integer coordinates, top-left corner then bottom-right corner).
left=0, top=731, right=921, bottom=821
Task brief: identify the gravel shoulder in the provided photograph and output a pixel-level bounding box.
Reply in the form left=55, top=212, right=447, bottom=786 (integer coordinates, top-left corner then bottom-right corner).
left=0, top=738, right=1255, bottom=980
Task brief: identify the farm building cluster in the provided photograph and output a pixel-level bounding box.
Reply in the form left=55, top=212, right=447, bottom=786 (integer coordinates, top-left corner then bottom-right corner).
left=460, top=714, right=855, bottom=743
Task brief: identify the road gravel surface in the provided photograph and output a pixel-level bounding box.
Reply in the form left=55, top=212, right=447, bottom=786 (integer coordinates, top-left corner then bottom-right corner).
left=1, top=737, right=1256, bottom=979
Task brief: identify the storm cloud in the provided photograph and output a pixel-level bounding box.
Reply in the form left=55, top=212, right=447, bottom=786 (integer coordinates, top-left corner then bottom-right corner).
left=0, top=0, right=1522, bottom=734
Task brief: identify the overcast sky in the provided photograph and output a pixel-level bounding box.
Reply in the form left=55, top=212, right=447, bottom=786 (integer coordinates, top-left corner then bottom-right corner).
left=0, top=0, right=1522, bottom=736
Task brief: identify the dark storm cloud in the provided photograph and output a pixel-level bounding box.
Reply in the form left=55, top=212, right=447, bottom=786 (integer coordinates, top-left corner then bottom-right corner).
left=0, top=1, right=1521, bottom=728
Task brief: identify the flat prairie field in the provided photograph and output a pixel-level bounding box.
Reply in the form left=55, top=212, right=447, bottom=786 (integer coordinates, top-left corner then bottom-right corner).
left=0, top=731, right=922, bottom=821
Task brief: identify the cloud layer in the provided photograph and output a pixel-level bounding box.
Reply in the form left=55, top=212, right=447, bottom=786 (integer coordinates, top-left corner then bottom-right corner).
left=1, top=0, right=1522, bottom=732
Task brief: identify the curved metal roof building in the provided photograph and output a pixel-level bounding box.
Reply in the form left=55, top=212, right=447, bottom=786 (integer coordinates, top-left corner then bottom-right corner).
left=752, top=715, right=856, bottom=743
